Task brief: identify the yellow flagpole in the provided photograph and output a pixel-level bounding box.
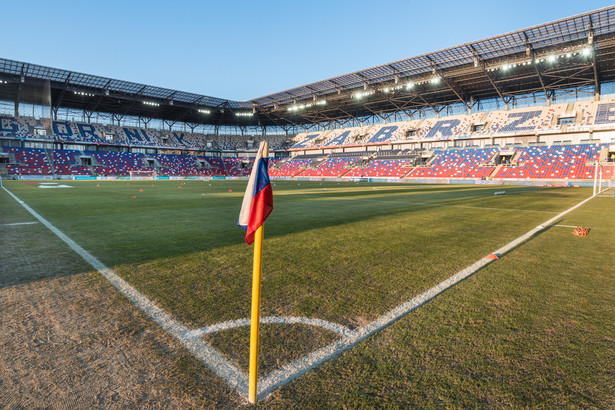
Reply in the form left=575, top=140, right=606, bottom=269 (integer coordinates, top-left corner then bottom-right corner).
left=248, top=223, right=264, bottom=403
left=248, top=141, right=268, bottom=404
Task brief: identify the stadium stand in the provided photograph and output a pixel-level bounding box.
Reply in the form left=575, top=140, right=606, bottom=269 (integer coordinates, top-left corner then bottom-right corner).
left=290, top=132, right=322, bottom=149
left=2, top=97, right=615, bottom=182
left=268, top=157, right=314, bottom=177
left=87, top=151, right=145, bottom=176
left=149, top=153, right=197, bottom=176
left=0, top=116, right=30, bottom=138
left=52, top=149, right=92, bottom=175
left=492, top=144, right=600, bottom=180
left=298, top=156, right=356, bottom=177
left=114, top=127, right=160, bottom=147
left=406, top=148, right=498, bottom=179
left=159, top=131, right=203, bottom=149
left=421, top=113, right=485, bottom=140
left=345, top=158, right=414, bottom=178
left=6, top=147, right=52, bottom=175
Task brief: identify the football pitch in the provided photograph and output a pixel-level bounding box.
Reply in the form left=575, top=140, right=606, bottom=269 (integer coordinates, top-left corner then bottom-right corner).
left=1, top=179, right=614, bottom=407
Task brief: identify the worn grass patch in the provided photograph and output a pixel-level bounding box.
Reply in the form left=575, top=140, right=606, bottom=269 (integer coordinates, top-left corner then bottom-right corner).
left=203, top=324, right=339, bottom=377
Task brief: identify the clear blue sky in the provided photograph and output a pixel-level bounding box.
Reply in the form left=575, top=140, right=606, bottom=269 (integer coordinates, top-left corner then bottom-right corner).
left=3, top=0, right=609, bottom=101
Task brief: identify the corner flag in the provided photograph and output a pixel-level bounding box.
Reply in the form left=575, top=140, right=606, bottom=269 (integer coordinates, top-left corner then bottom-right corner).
left=237, top=141, right=273, bottom=403
left=238, top=142, right=273, bottom=245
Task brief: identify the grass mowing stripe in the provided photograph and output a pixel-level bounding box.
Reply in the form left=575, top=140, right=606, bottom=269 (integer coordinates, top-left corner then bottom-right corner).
left=1, top=185, right=251, bottom=401
left=300, top=194, right=559, bottom=214
left=256, top=193, right=596, bottom=401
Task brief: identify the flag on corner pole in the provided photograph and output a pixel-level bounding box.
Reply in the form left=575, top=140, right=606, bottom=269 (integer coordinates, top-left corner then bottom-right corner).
left=237, top=141, right=273, bottom=404
left=237, top=141, right=273, bottom=245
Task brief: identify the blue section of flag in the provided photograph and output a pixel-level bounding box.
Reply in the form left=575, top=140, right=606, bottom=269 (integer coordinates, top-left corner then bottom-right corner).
left=252, top=158, right=270, bottom=197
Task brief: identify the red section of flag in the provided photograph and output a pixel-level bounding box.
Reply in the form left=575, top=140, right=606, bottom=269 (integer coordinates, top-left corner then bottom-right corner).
left=245, top=184, right=273, bottom=245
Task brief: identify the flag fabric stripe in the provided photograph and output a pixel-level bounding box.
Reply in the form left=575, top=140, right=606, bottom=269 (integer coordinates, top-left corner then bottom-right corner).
left=246, top=184, right=273, bottom=245
left=238, top=142, right=273, bottom=245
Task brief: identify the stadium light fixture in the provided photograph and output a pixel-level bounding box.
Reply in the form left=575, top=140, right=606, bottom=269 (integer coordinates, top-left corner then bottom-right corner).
left=288, top=100, right=326, bottom=112
left=198, top=109, right=211, bottom=114
left=143, top=101, right=159, bottom=107
left=582, top=47, right=592, bottom=57
left=547, top=54, right=556, bottom=63
left=406, top=82, right=414, bottom=90
left=74, top=91, right=95, bottom=97
left=353, top=90, right=375, bottom=100
left=430, top=77, right=440, bottom=84
left=235, top=112, right=254, bottom=117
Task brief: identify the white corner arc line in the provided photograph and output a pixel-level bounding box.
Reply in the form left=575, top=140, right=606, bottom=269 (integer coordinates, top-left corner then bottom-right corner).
left=2, top=186, right=250, bottom=399
left=186, top=316, right=353, bottom=338
left=256, top=193, right=596, bottom=401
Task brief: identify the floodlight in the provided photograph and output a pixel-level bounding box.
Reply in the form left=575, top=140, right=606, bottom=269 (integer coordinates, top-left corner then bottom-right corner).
left=582, top=47, right=592, bottom=56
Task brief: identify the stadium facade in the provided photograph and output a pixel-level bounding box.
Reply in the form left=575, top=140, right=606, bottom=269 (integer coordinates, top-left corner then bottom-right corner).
left=0, top=7, right=614, bottom=185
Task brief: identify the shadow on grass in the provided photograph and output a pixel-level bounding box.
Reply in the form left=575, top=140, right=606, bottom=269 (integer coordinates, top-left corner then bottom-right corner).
left=0, top=224, right=93, bottom=290
left=2, top=181, right=581, bottom=274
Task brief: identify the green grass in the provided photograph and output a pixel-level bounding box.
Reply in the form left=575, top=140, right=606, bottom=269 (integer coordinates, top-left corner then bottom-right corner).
left=2, top=179, right=614, bottom=406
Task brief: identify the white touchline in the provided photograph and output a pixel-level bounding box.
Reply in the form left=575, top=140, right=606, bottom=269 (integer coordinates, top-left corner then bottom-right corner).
left=2, top=186, right=249, bottom=399
left=3, top=185, right=596, bottom=402
left=1, top=222, right=38, bottom=226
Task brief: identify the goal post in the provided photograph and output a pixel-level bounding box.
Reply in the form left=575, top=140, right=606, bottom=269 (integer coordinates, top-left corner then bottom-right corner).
left=128, top=170, right=157, bottom=180
left=593, top=161, right=615, bottom=197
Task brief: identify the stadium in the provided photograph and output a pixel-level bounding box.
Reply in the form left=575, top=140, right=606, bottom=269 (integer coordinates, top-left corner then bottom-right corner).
left=1, top=4, right=614, bottom=407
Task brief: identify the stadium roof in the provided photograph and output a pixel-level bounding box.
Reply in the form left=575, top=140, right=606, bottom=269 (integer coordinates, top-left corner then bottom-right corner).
left=253, top=6, right=615, bottom=127
left=1, top=6, right=615, bottom=129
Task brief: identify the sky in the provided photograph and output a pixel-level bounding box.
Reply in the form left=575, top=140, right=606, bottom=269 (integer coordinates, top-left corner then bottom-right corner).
left=3, top=0, right=610, bottom=101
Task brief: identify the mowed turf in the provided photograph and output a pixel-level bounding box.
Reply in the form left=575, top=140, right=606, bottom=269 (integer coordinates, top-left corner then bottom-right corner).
left=2, top=179, right=614, bottom=406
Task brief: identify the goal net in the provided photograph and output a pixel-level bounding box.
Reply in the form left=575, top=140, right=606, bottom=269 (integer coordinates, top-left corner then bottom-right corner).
left=128, top=170, right=157, bottom=180
left=593, top=162, right=615, bottom=197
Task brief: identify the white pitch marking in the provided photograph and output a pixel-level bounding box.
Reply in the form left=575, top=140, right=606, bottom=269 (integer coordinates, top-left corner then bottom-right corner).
left=553, top=224, right=584, bottom=228
left=2, top=186, right=249, bottom=399
left=186, top=316, right=352, bottom=338
left=1, top=222, right=38, bottom=226
left=255, top=193, right=596, bottom=401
